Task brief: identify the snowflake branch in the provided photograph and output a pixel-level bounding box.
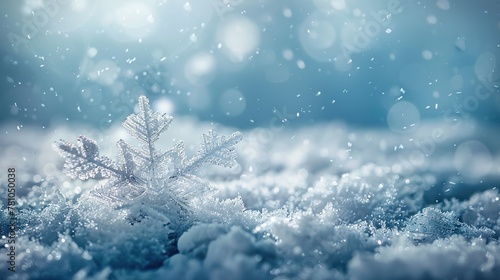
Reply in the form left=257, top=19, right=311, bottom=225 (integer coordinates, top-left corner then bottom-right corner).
left=179, top=130, right=242, bottom=177
left=122, top=95, right=173, bottom=175
left=53, top=136, right=124, bottom=180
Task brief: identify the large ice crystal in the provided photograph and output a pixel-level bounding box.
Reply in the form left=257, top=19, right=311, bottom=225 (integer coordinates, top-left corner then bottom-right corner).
left=53, top=95, right=242, bottom=216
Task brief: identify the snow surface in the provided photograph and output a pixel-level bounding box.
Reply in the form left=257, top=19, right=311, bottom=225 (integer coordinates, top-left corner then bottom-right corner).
left=1, top=118, right=500, bottom=280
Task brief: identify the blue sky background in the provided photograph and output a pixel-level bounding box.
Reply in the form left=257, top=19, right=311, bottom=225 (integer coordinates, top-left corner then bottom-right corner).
left=0, top=0, right=499, bottom=130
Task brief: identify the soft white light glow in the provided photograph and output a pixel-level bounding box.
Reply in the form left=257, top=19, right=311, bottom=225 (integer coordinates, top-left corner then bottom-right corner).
left=219, top=16, right=260, bottom=60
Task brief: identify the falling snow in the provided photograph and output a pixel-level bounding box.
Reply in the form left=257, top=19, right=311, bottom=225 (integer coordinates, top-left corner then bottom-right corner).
left=1, top=0, right=500, bottom=279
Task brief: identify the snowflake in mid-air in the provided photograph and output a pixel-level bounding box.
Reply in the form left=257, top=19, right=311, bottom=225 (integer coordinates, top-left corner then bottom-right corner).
left=53, top=95, right=242, bottom=216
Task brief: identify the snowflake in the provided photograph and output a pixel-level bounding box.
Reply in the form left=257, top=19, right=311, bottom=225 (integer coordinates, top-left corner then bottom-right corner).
left=53, top=95, right=242, bottom=217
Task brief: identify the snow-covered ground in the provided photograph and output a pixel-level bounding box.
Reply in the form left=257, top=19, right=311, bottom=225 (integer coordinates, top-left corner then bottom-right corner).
left=1, top=0, right=499, bottom=279
left=1, top=115, right=499, bottom=279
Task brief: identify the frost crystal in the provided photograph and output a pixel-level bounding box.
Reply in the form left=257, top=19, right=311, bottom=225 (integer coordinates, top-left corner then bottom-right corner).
left=53, top=95, right=242, bottom=214
left=406, top=207, right=494, bottom=241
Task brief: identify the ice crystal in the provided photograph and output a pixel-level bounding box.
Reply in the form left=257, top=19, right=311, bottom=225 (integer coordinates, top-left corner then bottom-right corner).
left=53, top=95, right=242, bottom=215
left=406, top=207, right=495, bottom=242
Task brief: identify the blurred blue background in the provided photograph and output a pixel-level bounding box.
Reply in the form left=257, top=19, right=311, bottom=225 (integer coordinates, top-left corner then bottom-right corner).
left=1, top=0, right=499, bottom=130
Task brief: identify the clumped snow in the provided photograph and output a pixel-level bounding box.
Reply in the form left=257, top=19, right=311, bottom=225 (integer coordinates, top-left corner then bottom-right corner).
left=1, top=117, right=499, bottom=280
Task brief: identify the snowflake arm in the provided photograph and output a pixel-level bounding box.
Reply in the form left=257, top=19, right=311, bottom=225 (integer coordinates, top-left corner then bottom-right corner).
left=122, top=95, right=173, bottom=173
left=181, top=130, right=242, bottom=176
left=53, top=136, right=123, bottom=180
